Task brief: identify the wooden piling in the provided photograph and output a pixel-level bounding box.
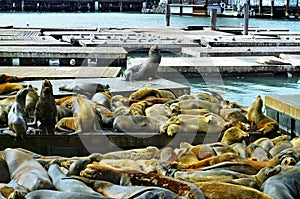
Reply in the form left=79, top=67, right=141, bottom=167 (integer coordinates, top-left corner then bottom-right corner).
left=166, top=4, right=170, bottom=26
left=210, top=9, right=217, bottom=31
left=243, top=0, right=250, bottom=35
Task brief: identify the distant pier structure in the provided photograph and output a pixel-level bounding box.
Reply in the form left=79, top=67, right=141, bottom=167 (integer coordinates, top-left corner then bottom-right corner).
left=0, top=0, right=145, bottom=12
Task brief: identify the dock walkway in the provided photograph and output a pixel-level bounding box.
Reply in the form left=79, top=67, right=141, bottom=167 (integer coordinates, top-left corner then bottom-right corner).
left=266, top=94, right=300, bottom=137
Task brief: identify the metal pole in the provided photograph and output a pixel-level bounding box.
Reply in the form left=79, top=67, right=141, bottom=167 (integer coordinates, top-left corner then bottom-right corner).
left=243, top=0, right=249, bottom=35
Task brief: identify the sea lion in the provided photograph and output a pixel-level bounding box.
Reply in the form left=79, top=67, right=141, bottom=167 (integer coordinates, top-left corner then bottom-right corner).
left=55, top=117, right=76, bottom=133
left=24, top=85, right=38, bottom=120
left=102, top=146, right=159, bottom=160
left=32, top=79, right=57, bottom=135
left=48, top=164, right=105, bottom=198
left=160, top=114, right=223, bottom=136
left=59, top=83, right=109, bottom=99
left=247, top=95, right=279, bottom=136
left=171, top=99, right=220, bottom=114
left=71, top=177, right=181, bottom=199
left=56, top=105, right=73, bottom=121
left=0, top=158, right=10, bottom=183
left=113, top=114, right=159, bottom=133
left=8, top=88, right=28, bottom=139
left=124, top=45, right=161, bottom=81
left=0, top=83, right=27, bottom=95
left=111, top=95, right=129, bottom=108
left=72, top=94, right=99, bottom=133
left=25, top=190, right=106, bottom=199
left=221, top=127, right=249, bottom=145
left=0, top=74, right=26, bottom=83
left=129, top=100, right=152, bottom=115
left=4, top=148, right=53, bottom=192
left=91, top=91, right=112, bottom=110
left=80, top=162, right=205, bottom=199
left=195, top=181, right=273, bottom=199
left=0, top=105, right=8, bottom=128
left=262, top=170, right=300, bottom=199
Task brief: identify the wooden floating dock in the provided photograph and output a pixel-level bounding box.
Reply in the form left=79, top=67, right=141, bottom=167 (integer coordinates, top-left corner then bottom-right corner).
left=265, top=94, right=300, bottom=137
left=24, top=77, right=191, bottom=98
left=0, top=131, right=214, bottom=155
left=130, top=56, right=297, bottom=76
left=0, top=67, right=121, bottom=78
left=182, top=46, right=300, bottom=57
left=0, top=46, right=127, bottom=66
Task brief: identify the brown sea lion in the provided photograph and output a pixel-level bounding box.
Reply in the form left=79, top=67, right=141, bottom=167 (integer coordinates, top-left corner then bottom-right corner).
left=161, top=114, right=223, bottom=136
left=0, top=96, right=15, bottom=106
left=55, top=117, right=76, bottom=133
left=0, top=83, right=27, bottom=95
left=247, top=95, right=279, bottom=136
left=124, top=45, right=161, bottom=81
left=221, top=127, right=249, bottom=145
left=72, top=94, right=99, bottom=133
left=24, top=84, right=38, bottom=120
left=195, top=181, right=273, bottom=199
left=102, top=146, right=159, bottom=160
left=175, top=148, right=199, bottom=165
left=171, top=99, right=220, bottom=114
left=48, top=164, right=105, bottom=198
left=113, top=114, right=159, bottom=133
left=4, top=148, right=53, bottom=192
left=129, top=100, right=152, bottom=115
left=129, top=87, right=162, bottom=101
left=0, top=74, right=26, bottom=83
left=32, top=79, right=57, bottom=135
left=8, top=88, right=28, bottom=139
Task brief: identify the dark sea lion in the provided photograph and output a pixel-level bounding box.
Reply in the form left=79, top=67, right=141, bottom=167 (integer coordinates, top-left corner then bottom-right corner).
left=0, top=105, right=8, bottom=127
left=247, top=95, right=279, bottom=136
left=0, top=83, right=27, bottom=95
left=59, top=83, right=109, bottom=99
left=56, top=105, right=73, bottom=121
left=72, top=177, right=181, bottom=199
left=124, top=45, right=161, bottom=81
left=48, top=164, right=105, bottom=197
left=0, top=158, right=10, bottom=183
left=25, top=190, right=106, bottom=199
left=4, top=148, right=53, bottom=192
left=8, top=88, right=28, bottom=139
left=32, top=79, right=57, bottom=135
left=262, top=170, right=300, bottom=199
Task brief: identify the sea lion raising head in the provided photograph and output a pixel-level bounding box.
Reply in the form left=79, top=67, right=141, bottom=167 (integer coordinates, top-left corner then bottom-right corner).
left=124, top=45, right=161, bottom=81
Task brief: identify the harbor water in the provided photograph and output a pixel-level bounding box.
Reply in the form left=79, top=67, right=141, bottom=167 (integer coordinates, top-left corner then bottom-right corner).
left=1, top=12, right=300, bottom=107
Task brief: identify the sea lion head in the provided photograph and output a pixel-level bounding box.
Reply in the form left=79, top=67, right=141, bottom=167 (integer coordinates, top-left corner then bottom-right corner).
left=16, top=87, right=29, bottom=104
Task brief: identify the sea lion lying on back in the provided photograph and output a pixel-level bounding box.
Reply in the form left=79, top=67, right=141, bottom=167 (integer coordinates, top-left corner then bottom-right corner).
left=124, top=45, right=161, bottom=81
